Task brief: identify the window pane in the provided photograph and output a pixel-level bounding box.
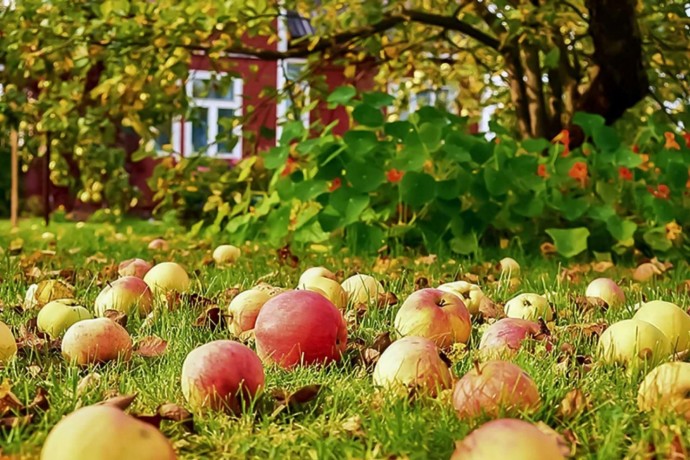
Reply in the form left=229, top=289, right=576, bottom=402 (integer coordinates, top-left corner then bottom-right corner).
left=154, top=122, right=172, bottom=151
left=286, top=62, right=303, bottom=81
left=191, top=76, right=234, bottom=100
left=191, top=107, right=208, bottom=153
left=217, top=108, right=235, bottom=154
left=416, top=90, right=434, bottom=107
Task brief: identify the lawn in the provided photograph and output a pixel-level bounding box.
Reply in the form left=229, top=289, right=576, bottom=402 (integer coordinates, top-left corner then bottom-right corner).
left=0, top=218, right=688, bottom=459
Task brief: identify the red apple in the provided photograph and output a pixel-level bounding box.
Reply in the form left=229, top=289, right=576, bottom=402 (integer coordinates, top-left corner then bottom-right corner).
left=479, top=318, right=543, bottom=358
left=394, top=288, right=471, bottom=348
left=181, top=340, right=265, bottom=413
left=452, top=361, right=540, bottom=419
left=118, top=258, right=152, bottom=279
left=452, top=418, right=565, bottom=460
left=61, top=318, right=132, bottom=366
left=95, top=276, right=154, bottom=318
left=254, top=290, right=347, bottom=368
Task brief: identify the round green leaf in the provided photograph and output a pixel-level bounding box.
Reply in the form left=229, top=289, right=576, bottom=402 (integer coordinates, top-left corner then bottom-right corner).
left=400, top=172, right=437, bottom=207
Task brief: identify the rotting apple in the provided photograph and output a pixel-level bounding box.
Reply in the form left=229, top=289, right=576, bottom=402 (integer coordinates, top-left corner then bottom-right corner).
left=372, top=336, right=452, bottom=397
left=451, top=418, right=565, bottom=460
left=585, top=278, right=625, bottom=309
left=40, top=405, right=176, bottom=460
left=504, top=293, right=553, bottom=321
left=95, top=276, right=154, bottom=318
left=637, top=361, right=690, bottom=418
left=37, top=299, right=92, bottom=338
left=143, top=262, right=190, bottom=298
left=254, top=290, right=347, bottom=368
left=597, top=319, right=672, bottom=367
left=0, top=321, right=17, bottom=363
left=437, top=281, right=487, bottom=316
left=181, top=340, right=265, bottom=413
left=228, top=289, right=271, bottom=336
left=394, top=288, right=471, bottom=348
left=633, top=300, right=690, bottom=353
left=299, top=276, right=348, bottom=310
left=117, top=258, right=152, bottom=279
left=452, top=360, right=540, bottom=419
left=212, top=244, right=241, bottom=265
left=478, top=318, right=544, bottom=358
left=341, top=274, right=384, bottom=306
left=61, top=318, right=133, bottom=366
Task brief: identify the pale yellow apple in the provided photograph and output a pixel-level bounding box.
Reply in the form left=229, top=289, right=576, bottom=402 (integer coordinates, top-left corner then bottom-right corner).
left=373, top=336, right=452, bottom=396
left=37, top=299, right=92, bottom=338
left=62, top=318, right=132, bottom=366
left=147, top=238, right=169, bottom=251
left=300, top=277, right=348, bottom=309
left=585, top=278, right=625, bottom=308
left=228, top=289, right=271, bottom=335
left=341, top=274, right=384, bottom=306
left=213, top=244, right=241, bottom=265
left=143, top=262, right=190, bottom=298
left=498, top=257, right=520, bottom=278
left=633, top=300, right=690, bottom=352
left=597, top=319, right=672, bottom=366
left=437, top=281, right=486, bottom=315
left=0, top=321, right=17, bottom=363
left=95, top=276, right=154, bottom=318
left=504, top=293, right=553, bottom=321
left=638, top=362, right=690, bottom=418
left=298, top=267, right=336, bottom=287
left=40, top=405, right=176, bottom=460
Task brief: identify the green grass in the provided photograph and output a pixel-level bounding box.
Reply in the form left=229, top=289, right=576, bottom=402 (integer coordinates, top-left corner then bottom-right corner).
left=1, top=218, right=689, bottom=459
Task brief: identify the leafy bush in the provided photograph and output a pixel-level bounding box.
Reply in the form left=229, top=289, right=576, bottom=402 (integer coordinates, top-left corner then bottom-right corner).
left=153, top=88, right=690, bottom=259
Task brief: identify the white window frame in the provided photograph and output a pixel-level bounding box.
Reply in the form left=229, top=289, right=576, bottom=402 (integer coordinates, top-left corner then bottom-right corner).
left=179, top=70, right=243, bottom=160
left=276, top=58, right=310, bottom=142
left=387, top=82, right=459, bottom=120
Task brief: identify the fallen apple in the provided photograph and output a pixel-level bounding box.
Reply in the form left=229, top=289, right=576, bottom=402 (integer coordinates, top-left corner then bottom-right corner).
left=0, top=321, right=17, bottom=363
left=498, top=257, right=520, bottom=278
left=373, top=336, right=452, bottom=396
left=479, top=318, right=544, bottom=358
left=147, top=238, right=169, bottom=251
left=37, top=299, right=92, bottom=338
left=437, top=281, right=486, bottom=316
left=341, top=274, right=384, bottom=306
left=597, top=319, right=672, bottom=367
left=451, top=418, right=565, bottom=460
left=143, top=262, right=190, bottom=298
left=299, top=276, right=348, bottom=310
left=40, top=405, right=176, bottom=460
left=181, top=340, right=265, bottom=412
left=585, top=278, right=625, bottom=308
left=633, top=300, right=690, bottom=353
left=23, top=279, right=75, bottom=311
left=298, top=267, right=336, bottom=287
left=453, top=360, right=540, bottom=419
left=504, top=293, right=553, bottom=321
left=95, top=276, right=154, bottom=318
left=228, top=289, right=271, bottom=336
left=394, top=288, right=471, bottom=348
left=62, top=318, right=133, bottom=366
left=638, top=361, right=690, bottom=418
left=254, top=290, right=347, bottom=368
left=118, top=258, right=152, bottom=279
left=213, top=244, right=241, bottom=265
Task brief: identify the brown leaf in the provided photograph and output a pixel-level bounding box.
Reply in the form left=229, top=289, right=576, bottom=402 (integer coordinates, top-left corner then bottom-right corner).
left=557, top=389, right=591, bottom=420
left=193, top=307, right=225, bottom=330
left=0, top=415, right=33, bottom=429
left=135, top=403, right=194, bottom=433
left=376, top=292, right=398, bottom=308
left=415, top=254, right=437, bottom=265
left=103, top=310, right=128, bottom=328
left=0, top=381, right=23, bottom=416
left=478, top=297, right=504, bottom=321
left=134, top=336, right=168, bottom=358
left=25, top=387, right=49, bottom=413
left=277, top=245, right=299, bottom=268
left=371, top=332, right=392, bottom=353
left=540, top=242, right=557, bottom=256
left=272, top=385, right=323, bottom=409
left=76, top=373, right=102, bottom=396
left=591, top=261, right=614, bottom=273
left=361, top=348, right=381, bottom=367
left=414, top=277, right=429, bottom=290
left=341, top=414, right=364, bottom=436
left=96, top=393, right=137, bottom=411
left=181, top=293, right=216, bottom=310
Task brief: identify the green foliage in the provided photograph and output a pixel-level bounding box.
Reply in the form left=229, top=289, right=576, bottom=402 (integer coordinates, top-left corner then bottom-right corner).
left=153, top=91, right=690, bottom=259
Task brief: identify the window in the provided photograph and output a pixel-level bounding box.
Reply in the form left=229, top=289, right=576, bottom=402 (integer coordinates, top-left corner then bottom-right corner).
left=179, top=70, right=243, bottom=160
left=387, top=82, right=459, bottom=121
left=276, top=59, right=310, bottom=141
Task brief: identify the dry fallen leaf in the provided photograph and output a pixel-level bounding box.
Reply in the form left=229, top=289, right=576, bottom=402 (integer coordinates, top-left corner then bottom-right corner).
left=272, top=384, right=324, bottom=410
left=103, top=310, right=128, bottom=328
left=193, top=307, right=226, bottom=330
left=134, top=336, right=168, bottom=358
left=557, top=388, right=591, bottom=420
left=96, top=393, right=138, bottom=411
left=135, top=403, right=194, bottom=433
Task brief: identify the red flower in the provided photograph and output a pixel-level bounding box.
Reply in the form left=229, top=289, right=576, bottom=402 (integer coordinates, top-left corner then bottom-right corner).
left=281, top=157, right=297, bottom=177
left=684, top=132, right=690, bottom=149
left=387, top=168, right=404, bottom=183
left=632, top=144, right=640, bottom=153
left=618, top=167, right=633, bottom=181
left=665, top=132, right=681, bottom=150
left=648, top=184, right=670, bottom=199
left=568, top=161, right=588, bottom=187
left=552, top=129, right=570, bottom=157
left=537, top=164, right=548, bottom=178
left=329, top=177, right=342, bottom=192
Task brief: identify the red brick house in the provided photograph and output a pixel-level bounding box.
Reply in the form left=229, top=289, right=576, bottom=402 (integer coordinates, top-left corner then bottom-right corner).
left=23, top=12, right=378, bottom=213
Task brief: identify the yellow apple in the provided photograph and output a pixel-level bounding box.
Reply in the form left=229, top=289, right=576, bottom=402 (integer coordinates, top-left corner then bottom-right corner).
left=638, top=362, right=690, bottom=418
left=437, top=281, right=486, bottom=315
left=298, top=267, right=336, bottom=286
left=95, top=276, right=154, bottom=318
left=504, top=293, right=553, bottom=321
left=300, top=276, right=348, bottom=310
left=0, top=321, right=17, bottom=363
left=37, top=299, right=92, bottom=338
left=213, top=244, right=241, bottom=265
left=585, top=278, right=625, bottom=308
left=62, top=318, right=132, bottom=366
left=341, top=274, right=384, bottom=306
left=597, top=319, right=672, bottom=366
left=147, top=238, right=169, bottom=251
left=40, top=405, right=176, bottom=460
left=633, top=300, right=690, bottom=353
left=228, top=289, right=271, bottom=335
left=498, top=257, right=520, bottom=278
left=143, top=262, right=190, bottom=298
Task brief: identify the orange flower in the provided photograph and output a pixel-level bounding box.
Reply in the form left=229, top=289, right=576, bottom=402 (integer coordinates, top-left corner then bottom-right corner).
left=648, top=184, right=670, bottom=199
left=281, top=157, right=297, bottom=177
left=568, top=161, right=588, bottom=187
left=665, top=132, right=681, bottom=150
left=552, top=129, right=570, bottom=157
left=387, top=168, right=404, bottom=183
left=537, top=164, right=548, bottom=178
left=618, top=167, right=633, bottom=181
left=329, top=177, right=342, bottom=192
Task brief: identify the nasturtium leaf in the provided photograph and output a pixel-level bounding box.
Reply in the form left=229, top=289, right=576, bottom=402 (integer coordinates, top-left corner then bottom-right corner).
left=573, top=112, right=605, bottom=138
left=345, top=161, right=385, bottom=193
left=606, top=215, right=637, bottom=241
left=327, top=85, right=356, bottom=106
left=353, top=103, right=384, bottom=127
left=400, top=172, right=437, bottom=207
left=545, top=227, right=590, bottom=258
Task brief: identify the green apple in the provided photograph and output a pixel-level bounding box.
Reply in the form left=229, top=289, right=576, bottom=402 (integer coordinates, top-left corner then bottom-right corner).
left=633, top=300, right=690, bottom=353
left=504, top=293, right=553, bottom=321
left=299, top=276, right=348, bottom=309
left=0, top=321, right=17, bottom=363
left=37, top=299, right=92, bottom=338
left=597, top=319, right=672, bottom=367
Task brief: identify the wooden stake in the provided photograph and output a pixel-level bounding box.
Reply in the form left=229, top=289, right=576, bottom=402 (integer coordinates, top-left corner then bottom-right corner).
left=10, top=129, right=18, bottom=228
